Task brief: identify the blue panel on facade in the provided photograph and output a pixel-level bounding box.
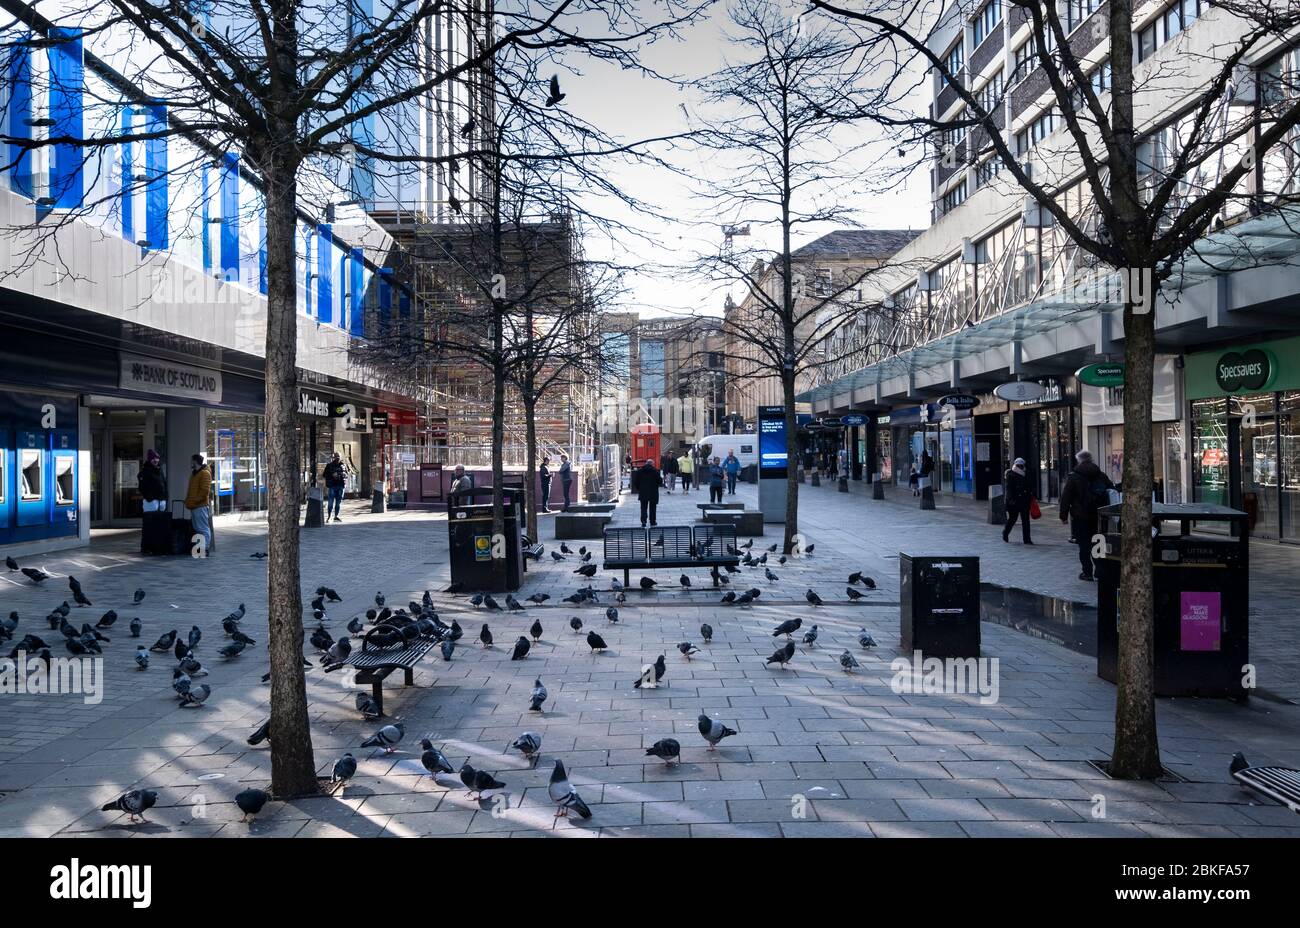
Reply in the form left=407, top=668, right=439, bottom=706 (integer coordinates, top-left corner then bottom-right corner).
left=349, top=247, right=364, bottom=337
left=49, top=429, right=77, bottom=527
left=399, top=289, right=411, bottom=321
left=258, top=212, right=267, bottom=295
left=378, top=270, right=392, bottom=332
left=7, top=39, right=33, bottom=197
left=121, top=111, right=135, bottom=242
left=0, top=421, right=12, bottom=544
left=48, top=29, right=84, bottom=210
left=220, top=152, right=239, bottom=279
left=145, top=105, right=169, bottom=249
left=316, top=225, right=333, bottom=323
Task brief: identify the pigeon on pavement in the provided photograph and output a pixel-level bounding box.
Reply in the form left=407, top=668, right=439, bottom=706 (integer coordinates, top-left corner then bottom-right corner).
left=570, top=616, right=583, bottom=633
left=700, top=623, right=713, bottom=643
left=698, top=713, right=738, bottom=750
left=510, top=731, right=542, bottom=765
left=773, top=618, right=802, bottom=639
left=510, top=636, right=530, bottom=661
left=479, top=623, right=494, bottom=647
left=645, top=738, right=681, bottom=766
left=840, top=650, right=861, bottom=673
left=529, top=678, right=548, bottom=712
left=805, top=589, right=824, bottom=606
left=235, top=788, right=271, bottom=823
left=677, top=641, right=699, bottom=660
left=634, top=654, right=666, bottom=689
left=361, top=722, right=405, bottom=753
left=420, top=739, right=454, bottom=775
left=332, top=753, right=357, bottom=788
left=765, top=641, right=796, bottom=669
left=101, top=788, right=158, bottom=823
left=355, top=692, right=382, bottom=720
left=802, top=625, right=819, bottom=646
left=587, top=630, right=608, bottom=653
left=548, top=760, right=592, bottom=819
left=858, top=628, right=877, bottom=649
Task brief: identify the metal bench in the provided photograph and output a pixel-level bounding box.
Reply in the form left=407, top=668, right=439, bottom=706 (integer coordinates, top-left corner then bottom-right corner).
left=602, top=525, right=740, bottom=587
left=345, top=633, right=437, bottom=716
left=1231, top=753, right=1300, bottom=813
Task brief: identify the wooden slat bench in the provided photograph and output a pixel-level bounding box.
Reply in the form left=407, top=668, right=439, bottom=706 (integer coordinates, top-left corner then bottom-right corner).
left=602, top=525, right=741, bottom=587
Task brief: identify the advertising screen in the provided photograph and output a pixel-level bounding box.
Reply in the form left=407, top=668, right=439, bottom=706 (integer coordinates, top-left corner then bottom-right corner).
left=758, top=406, right=787, bottom=477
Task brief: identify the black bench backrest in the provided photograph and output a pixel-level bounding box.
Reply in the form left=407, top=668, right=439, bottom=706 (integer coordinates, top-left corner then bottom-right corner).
left=604, top=526, right=646, bottom=562
left=693, top=523, right=738, bottom=557
left=648, top=526, right=693, bottom=561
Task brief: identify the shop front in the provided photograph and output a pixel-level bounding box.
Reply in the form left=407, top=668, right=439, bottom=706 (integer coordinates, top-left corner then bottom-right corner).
left=1187, top=337, right=1300, bottom=540
left=1009, top=376, right=1081, bottom=504
left=1080, top=356, right=1185, bottom=504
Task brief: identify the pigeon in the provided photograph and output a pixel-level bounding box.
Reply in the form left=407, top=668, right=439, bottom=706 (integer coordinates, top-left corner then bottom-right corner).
left=767, top=544, right=778, bottom=553
left=506, top=594, right=525, bottom=612
left=773, top=618, right=802, bottom=639
left=511, top=731, right=542, bottom=764
left=606, top=607, right=619, bottom=624
left=127, top=616, right=142, bottom=639
left=187, top=625, right=202, bottom=649
left=587, top=630, right=608, bottom=653
left=309, top=627, right=333, bottom=651
left=250, top=551, right=268, bottom=559
left=848, top=571, right=864, bottom=585
left=802, top=625, right=819, bottom=646
left=96, top=610, right=118, bottom=629
left=460, top=763, right=506, bottom=798
left=677, top=641, right=700, bottom=660
left=149, top=630, right=177, bottom=652
left=227, top=603, right=247, bottom=622
left=700, top=623, right=713, bottom=643
left=361, top=722, right=405, bottom=753
left=734, top=590, right=754, bottom=606
left=645, top=738, right=681, bottom=765
left=765, top=568, right=779, bottom=582
left=68, top=576, right=83, bottom=594
left=134, top=647, right=149, bottom=670
left=375, top=592, right=385, bottom=608
left=862, top=576, right=876, bottom=590
left=102, top=788, right=158, bottom=822
left=355, top=691, right=382, bottom=719
left=529, top=678, right=547, bottom=712
left=569, top=616, right=583, bottom=633
left=510, top=636, right=530, bottom=661
left=178, top=654, right=205, bottom=677
left=698, top=713, right=738, bottom=750
left=563, top=593, right=584, bottom=605
left=179, top=683, right=211, bottom=707
left=527, top=593, right=550, bottom=605
left=611, top=577, right=624, bottom=591
left=231, top=629, right=256, bottom=646
left=530, top=619, right=543, bottom=642
left=332, top=753, right=357, bottom=788
left=247, top=718, right=271, bottom=746
left=322, top=588, right=342, bottom=602
left=846, top=587, right=865, bottom=601
left=347, top=616, right=365, bottom=636
left=132, top=589, right=146, bottom=605
left=325, top=637, right=354, bottom=668
left=548, top=759, right=592, bottom=819
left=839, top=650, right=861, bottom=672
left=218, top=640, right=247, bottom=659
left=679, top=574, right=691, bottom=589
left=21, top=567, right=49, bottom=584
left=574, top=564, right=597, bottom=578
left=483, top=594, right=503, bottom=612
left=445, top=581, right=465, bottom=594
left=805, top=590, right=824, bottom=606
left=448, top=620, right=463, bottom=642
left=805, top=544, right=815, bottom=554
left=765, top=641, right=796, bottom=669
left=420, top=739, right=454, bottom=775
left=173, top=638, right=189, bottom=661
left=639, top=577, right=657, bottom=590
left=4, top=556, right=17, bottom=571
left=858, top=629, right=877, bottom=649
left=779, top=555, right=787, bottom=565
left=235, top=788, right=271, bottom=823
left=634, top=654, right=667, bottom=689
left=440, top=639, right=455, bottom=661
left=616, top=591, right=627, bottom=604
left=65, top=637, right=88, bottom=656
left=72, top=588, right=92, bottom=607
left=720, top=591, right=737, bottom=605
left=479, top=623, right=494, bottom=647
left=551, top=549, right=567, bottom=563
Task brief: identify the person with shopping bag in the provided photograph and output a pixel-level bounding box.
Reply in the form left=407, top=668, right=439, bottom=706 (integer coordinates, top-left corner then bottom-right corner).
left=1001, top=457, right=1035, bottom=544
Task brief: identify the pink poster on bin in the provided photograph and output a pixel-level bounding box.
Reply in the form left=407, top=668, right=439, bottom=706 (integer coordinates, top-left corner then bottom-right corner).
left=1180, top=591, right=1222, bottom=651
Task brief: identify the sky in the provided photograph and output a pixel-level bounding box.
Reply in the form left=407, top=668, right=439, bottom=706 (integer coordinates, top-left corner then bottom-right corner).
left=557, top=0, right=934, bottom=320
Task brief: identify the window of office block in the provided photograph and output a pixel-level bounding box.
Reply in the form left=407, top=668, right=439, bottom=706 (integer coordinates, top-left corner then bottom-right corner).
left=976, top=68, right=1004, bottom=114
left=942, top=41, right=964, bottom=84
left=1066, top=0, right=1102, bottom=33
left=973, top=0, right=1002, bottom=47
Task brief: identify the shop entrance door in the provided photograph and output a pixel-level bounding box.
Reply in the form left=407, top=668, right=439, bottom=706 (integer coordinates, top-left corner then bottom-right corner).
left=111, top=430, right=145, bottom=522
left=1233, top=414, right=1280, bottom=537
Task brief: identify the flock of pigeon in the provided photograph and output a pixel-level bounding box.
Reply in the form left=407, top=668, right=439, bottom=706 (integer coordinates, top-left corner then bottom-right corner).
left=9, top=533, right=885, bottom=830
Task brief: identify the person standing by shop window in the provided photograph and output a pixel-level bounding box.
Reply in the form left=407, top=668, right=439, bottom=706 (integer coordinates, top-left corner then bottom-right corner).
left=539, top=456, right=552, bottom=513
left=1001, top=457, right=1034, bottom=545
left=559, top=453, right=573, bottom=509
left=323, top=452, right=348, bottom=522
left=186, top=454, right=213, bottom=555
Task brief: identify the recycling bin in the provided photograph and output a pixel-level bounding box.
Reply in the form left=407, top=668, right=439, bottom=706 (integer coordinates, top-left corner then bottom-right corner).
left=448, top=492, right=524, bottom=592
left=900, top=553, right=980, bottom=657
left=1095, top=503, right=1249, bottom=699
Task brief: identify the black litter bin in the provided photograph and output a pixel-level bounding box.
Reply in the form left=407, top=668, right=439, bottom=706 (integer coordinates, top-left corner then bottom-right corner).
left=1095, top=503, right=1249, bottom=699
left=448, top=490, right=525, bottom=592
left=900, top=553, right=980, bottom=658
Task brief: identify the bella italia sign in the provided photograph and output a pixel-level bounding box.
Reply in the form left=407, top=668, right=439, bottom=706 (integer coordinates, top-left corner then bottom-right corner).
left=120, top=352, right=223, bottom=402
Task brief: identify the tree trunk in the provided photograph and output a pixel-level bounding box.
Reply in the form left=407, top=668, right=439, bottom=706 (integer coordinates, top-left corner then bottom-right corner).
left=782, top=370, right=799, bottom=554
left=262, top=160, right=318, bottom=797
left=491, top=333, right=507, bottom=589
left=1110, top=287, right=1162, bottom=778
left=524, top=391, right=539, bottom=540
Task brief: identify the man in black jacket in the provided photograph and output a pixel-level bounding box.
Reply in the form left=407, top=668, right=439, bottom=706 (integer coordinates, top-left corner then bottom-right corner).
left=631, top=459, right=663, bottom=527
left=1058, top=450, right=1114, bottom=581
left=1001, top=457, right=1034, bottom=544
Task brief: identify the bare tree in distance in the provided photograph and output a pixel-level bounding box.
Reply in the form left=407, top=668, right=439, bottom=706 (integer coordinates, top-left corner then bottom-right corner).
left=0, top=0, right=703, bottom=796
left=815, top=0, right=1300, bottom=777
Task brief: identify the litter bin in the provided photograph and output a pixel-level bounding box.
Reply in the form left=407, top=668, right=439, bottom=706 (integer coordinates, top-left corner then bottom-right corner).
left=1095, top=503, right=1249, bottom=699
left=900, top=553, right=980, bottom=658
left=448, top=492, right=525, bottom=592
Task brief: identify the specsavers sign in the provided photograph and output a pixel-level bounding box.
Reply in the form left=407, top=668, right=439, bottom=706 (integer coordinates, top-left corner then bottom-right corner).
left=1187, top=339, right=1293, bottom=398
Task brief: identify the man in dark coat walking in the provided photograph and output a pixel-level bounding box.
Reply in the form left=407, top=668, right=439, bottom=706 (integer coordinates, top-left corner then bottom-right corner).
left=1058, top=450, right=1114, bottom=581
left=1001, top=457, right=1034, bottom=544
left=631, top=459, right=663, bottom=527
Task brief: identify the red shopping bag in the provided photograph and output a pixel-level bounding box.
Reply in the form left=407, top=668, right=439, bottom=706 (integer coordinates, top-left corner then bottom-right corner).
left=1029, top=497, right=1042, bottom=520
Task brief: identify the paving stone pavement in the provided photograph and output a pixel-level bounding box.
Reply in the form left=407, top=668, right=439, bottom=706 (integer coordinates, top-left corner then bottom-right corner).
left=0, top=483, right=1296, bottom=838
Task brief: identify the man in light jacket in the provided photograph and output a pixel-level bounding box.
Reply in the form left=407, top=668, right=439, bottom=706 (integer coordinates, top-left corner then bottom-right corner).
left=185, top=454, right=213, bottom=555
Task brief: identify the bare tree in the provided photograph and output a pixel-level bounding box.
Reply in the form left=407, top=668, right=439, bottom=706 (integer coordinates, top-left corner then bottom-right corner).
left=815, top=0, right=1300, bottom=777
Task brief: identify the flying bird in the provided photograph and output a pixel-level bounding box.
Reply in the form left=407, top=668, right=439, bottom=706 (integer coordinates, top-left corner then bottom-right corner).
left=548, top=760, right=592, bottom=819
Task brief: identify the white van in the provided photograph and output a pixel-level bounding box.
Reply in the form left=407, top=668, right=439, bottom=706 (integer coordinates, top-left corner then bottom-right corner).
left=694, top=434, right=757, bottom=469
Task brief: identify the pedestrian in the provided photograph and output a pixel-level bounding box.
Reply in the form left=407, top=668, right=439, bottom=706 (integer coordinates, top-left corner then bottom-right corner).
left=559, top=453, right=573, bottom=509
left=449, top=464, right=473, bottom=503
left=723, top=450, right=740, bottom=494
left=631, top=458, right=663, bottom=527
left=838, top=447, right=849, bottom=479
left=1058, top=450, right=1114, bottom=581
left=909, top=464, right=920, bottom=497
left=677, top=450, right=693, bottom=493
left=1001, top=457, right=1034, bottom=544
left=138, top=449, right=166, bottom=513
left=827, top=450, right=838, bottom=480
left=663, top=450, right=679, bottom=492
left=323, top=452, right=348, bottom=522
left=538, top=456, right=552, bottom=513
left=660, top=451, right=675, bottom=494
left=707, top=456, right=725, bottom=504
left=185, top=453, right=213, bottom=555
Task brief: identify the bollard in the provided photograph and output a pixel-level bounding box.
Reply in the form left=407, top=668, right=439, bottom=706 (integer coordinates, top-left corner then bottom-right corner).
left=838, top=476, right=849, bottom=493
left=797, top=468, right=806, bottom=484
left=304, top=488, right=324, bottom=527
left=872, top=473, right=884, bottom=500
left=988, top=486, right=1006, bottom=525
left=811, top=471, right=821, bottom=487
left=372, top=488, right=387, bottom=513
left=920, top=485, right=936, bottom=510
